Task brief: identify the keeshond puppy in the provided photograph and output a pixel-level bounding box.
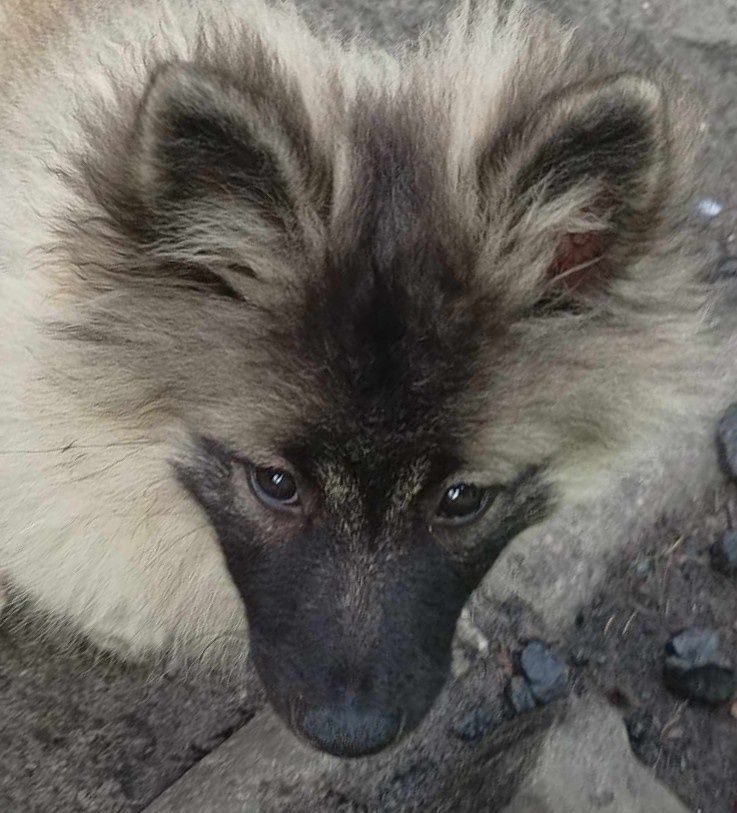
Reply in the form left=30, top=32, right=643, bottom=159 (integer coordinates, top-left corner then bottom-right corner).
left=0, top=0, right=729, bottom=757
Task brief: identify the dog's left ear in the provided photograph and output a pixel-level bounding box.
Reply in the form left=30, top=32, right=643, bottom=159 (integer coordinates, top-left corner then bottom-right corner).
left=135, top=61, right=306, bottom=220
left=484, top=73, right=672, bottom=297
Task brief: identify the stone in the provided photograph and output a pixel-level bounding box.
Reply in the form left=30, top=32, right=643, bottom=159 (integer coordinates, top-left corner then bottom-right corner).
left=710, top=530, right=737, bottom=575
left=716, top=256, right=737, bottom=278
left=502, top=695, right=689, bottom=813
left=625, top=708, right=653, bottom=747
left=716, top=404, right=737, bottom=480
left=519, top=642, right=569, bottom=705
left=569, top=649, right=589, bottom=667
left=145, top=710, right=334, bottom=813
left=694, top=197, right=724, bottom=219
left=667, top=627, right=720, bottom=662
left=663, top=628, right=736, bottom=705
left=624, top=708, right=658, bottom=765
left=506, top=676, right=537, bottom=715
left=450, top=706, right=495, bottom=743
left=634, top=558, right=653, bottom=579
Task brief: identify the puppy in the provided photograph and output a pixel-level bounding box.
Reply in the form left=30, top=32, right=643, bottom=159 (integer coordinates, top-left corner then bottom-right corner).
left=0, top=0, right=728, bottom=756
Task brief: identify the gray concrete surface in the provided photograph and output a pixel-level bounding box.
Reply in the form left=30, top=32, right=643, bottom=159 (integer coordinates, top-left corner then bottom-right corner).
left=0, top=612, right=261, bottom=811
left=501, top=696, right=689, bottom=813
left=146, top=696, right=690, bottom=813
left=1, top=0, right=736, bottom=811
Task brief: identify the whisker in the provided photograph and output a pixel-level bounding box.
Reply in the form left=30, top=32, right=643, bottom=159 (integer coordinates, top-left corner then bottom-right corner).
left=0, top=439, right=158, bottom=455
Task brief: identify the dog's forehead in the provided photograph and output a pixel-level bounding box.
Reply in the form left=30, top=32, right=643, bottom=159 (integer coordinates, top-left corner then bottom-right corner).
left=283, top=254, right=483, bottom=482
left=277, top=115, right=495, bottom=459
left=240, top=99, right=508, bottom=480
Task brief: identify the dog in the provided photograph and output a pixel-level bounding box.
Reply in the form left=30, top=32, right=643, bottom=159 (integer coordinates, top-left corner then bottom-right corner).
left=0, top=0, right=730, bottom=757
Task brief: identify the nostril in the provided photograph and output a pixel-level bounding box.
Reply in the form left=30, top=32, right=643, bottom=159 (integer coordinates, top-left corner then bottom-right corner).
left=299, top=699, right=402, bottom=757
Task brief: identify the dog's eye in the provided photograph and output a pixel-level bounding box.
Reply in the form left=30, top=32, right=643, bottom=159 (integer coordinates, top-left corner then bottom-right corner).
left=249, top=465, right=300, bottom=510
left=435, top=483, right=491, bottom=525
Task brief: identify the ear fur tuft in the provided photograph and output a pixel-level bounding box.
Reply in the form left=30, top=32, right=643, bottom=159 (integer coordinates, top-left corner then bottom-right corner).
left=488, top=72, right=672, bottom=299
left=135, top=61, right=295, bottom=215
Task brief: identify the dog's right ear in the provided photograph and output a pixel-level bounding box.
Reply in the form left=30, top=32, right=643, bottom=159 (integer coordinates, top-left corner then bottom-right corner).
left=135, top=61, right=303, bottom=220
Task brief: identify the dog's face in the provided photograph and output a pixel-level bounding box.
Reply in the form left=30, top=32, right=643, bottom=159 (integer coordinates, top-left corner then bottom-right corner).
left=178, top=440, right=548, bottom=756
left=168, top=172, right=553, bottom=753
left=56, top=22, right=686, bottom=755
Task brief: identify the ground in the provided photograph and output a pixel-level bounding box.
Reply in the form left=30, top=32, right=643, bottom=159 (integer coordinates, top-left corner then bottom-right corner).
left=1, top=0, right=736, bottom=811
left=566, top=492, right=737, bottom=812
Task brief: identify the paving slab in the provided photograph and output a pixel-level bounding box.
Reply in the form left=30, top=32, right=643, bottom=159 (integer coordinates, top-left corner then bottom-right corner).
left=502, top=696, right=689, bottom=813
left=146, top=695, right=691, bottom=812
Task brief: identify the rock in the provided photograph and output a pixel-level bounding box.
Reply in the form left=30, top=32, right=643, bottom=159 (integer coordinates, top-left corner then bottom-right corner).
left=145, top=710, right=334, bottom=813
left=519, top=642, right=569, bottom=705
left=455, top=608, right=490, bottom=656
left=717, top=404, right=737, bottom=480
left=715, top=256, right=737, bottom=278
left=667, top=627, right=720, bottom=662
left=450, top=706, right=495, bottom=743
left=624, top=708, right=654, bottom=750
left=451, top=646, right=475, bottom=678
left=626, top=710, right=661, bottom=768
left=711, top=530, right=737, bottom=575
left=506, top=676, right=537, bottom=715
left=663, top=628, right=736, bottom=705
left=694, top=197, right=724, bottom=219
left=569, top=649, right=590, bottom=667
left=634, top=559, right=653, bottom=579
left=502, top=695, right=689, bottom=813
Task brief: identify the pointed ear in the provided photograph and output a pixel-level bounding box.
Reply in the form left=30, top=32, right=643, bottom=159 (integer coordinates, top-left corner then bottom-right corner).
left=135, top=61, right=300, bottom=217
left=488, top=73, right=672, bottom=296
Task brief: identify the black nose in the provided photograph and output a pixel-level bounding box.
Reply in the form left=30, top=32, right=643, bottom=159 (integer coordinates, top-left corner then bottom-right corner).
left=299, top=696, right=402, bottom=757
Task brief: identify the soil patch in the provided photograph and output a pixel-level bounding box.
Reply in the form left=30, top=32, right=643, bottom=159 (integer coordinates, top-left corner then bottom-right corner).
left=565, top=487, right=737, bottom=813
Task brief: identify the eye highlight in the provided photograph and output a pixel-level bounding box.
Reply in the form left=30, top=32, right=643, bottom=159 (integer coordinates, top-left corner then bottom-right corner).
left=435, top=483, right=492, bottom=525
left=249, top=465, right=300, bottom=511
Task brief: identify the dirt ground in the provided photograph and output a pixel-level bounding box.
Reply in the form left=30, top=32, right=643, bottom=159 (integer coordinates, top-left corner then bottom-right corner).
left=565, top=488, right=737, bottom=813
left=0, top=616, right=261, bottom=811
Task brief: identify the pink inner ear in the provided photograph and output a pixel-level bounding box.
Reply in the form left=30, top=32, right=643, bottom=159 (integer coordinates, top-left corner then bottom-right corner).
left=548, top=230, right=608, bottom=293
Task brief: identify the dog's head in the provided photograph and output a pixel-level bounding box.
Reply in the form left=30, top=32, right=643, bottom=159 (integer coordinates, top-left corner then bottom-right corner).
left=56, top=6, right=697, bottom=756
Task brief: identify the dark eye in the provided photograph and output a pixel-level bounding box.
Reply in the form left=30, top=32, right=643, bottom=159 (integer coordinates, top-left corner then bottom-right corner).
left=249, top=465, right=300, bottom=511
left=435, top=483, right=491, bottom=525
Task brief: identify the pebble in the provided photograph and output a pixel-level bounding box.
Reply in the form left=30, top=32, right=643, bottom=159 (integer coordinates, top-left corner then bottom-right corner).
left=711, top=531, right=737, bottom=575
left=716, top=256, right=737, bottom=278
left=519, top=642, right=569, bottom=705
left=570, top=648, right=590, bottom=667
left=451, top=706, right=495, bottom=743
left=717, top=404, right=737, bottom=480
left=634, top=558, right=653, bottom=579
left=695, top=198, right=724, bottom=219
left=625, top=708, right=654, bottom=747
left=664, top=628, right=736, bottom=705
left=505, top=675, right=537, bottom=714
